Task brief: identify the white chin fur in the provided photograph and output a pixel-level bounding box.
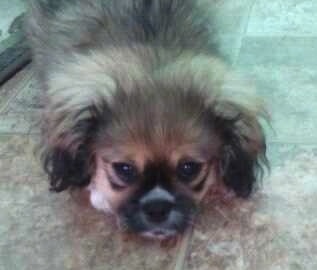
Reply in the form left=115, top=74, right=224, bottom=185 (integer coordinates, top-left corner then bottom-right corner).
left=87, top=184, right=113, bottom=213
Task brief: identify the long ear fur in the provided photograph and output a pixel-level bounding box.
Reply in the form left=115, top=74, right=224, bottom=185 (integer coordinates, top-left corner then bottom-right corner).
left=41, top=106, right=103, bottom=192
left=213, top=99, right=269, bottom=198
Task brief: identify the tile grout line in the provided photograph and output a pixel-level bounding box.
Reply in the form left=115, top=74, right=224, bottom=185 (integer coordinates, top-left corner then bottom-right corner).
left=171, top=225, right=195, bottom=270
left=242, top=0, right=258, bottom=36
left=232, top=0, right=257, bottom=66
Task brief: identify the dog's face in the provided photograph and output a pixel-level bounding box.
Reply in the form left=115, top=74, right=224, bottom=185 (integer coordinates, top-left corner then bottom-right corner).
left=88, top=86, right=221, bottom=238
left=93, top=144, right=213, bottom=237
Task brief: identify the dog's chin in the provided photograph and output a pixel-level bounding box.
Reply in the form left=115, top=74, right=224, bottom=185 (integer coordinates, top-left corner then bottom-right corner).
left=117, top=212, right=183, bottom=239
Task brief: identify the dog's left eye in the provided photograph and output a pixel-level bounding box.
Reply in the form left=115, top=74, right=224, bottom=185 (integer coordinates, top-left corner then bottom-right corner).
left=177, top=161, right=202, bottom=181
left=112, top=162, right=137, bottom=184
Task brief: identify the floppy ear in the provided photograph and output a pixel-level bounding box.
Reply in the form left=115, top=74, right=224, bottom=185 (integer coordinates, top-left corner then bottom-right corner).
left=213, top=100, right=269, bottom=198
left=41, top=106, right=104, bottom=192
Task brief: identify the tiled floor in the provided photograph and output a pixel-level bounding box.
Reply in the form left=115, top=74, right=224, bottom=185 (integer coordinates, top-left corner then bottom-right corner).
left=1, top=1, right=317, bottom=269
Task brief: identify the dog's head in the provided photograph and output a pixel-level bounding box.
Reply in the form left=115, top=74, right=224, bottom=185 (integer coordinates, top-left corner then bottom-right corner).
left=41, top=53, right=268, bottom=238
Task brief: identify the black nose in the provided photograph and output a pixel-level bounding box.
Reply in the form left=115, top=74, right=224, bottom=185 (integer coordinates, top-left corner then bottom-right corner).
left=142, top=200, right=174, bottom=223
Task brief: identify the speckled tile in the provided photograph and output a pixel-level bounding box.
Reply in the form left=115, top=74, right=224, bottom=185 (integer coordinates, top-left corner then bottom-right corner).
left=0, top=135, right=179, bottom=270
left=0, top=67, right=32, bottom=112
left=185, top=145, right=317, bottom=270
left=235, top=37, right=317, bottom=143
left=241, top=66, right=317, bottom=143
left=267, top=143, right=317, bottom=167
left=201, top=0, right=254, bottom=63
left=0, top=113, right=38, bottom=134
left=247, top=0, right=317, bottom=36
left=237, top=37, right=317, bottom=67
left=1, top=74, right=41, bottom=114
left=0, top=67, right=40, bottom=134
left=204, top=0, right=253, bottom=35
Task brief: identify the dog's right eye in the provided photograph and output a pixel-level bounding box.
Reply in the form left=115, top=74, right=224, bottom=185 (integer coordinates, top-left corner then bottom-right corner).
left=177, top=161, right=202, bottom=182
left=112, top=162, right=137, bottom=184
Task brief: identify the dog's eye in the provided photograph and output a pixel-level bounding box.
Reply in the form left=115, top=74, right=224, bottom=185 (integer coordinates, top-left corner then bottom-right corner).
left=177, top=161, right=202, bottom=181
left=112, top=162, right=137, bottom=184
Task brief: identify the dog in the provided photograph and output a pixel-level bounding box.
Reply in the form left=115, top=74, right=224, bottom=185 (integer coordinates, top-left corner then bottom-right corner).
left=26, top=0, right=268, bottom=238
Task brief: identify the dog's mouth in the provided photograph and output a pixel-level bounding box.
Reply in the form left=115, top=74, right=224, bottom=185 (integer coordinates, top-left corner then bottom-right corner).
left=141, top=228, right=178, bottom=239
left=119, top=212, right=191, bottom=239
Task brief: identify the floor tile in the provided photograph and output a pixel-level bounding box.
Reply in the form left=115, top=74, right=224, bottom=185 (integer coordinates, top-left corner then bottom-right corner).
left=0, top=135, right=179, bottom=270
left=235, top=37, right=317, bottom=143
left=0, top=113, right=38, bottom=134
left=267, top=142, right=317, bottom=167
left=241, top=65, right=317, bottom=143
left=204, top=0, right=254, bottom=34
left=237, top=37, right=317, bottom=67
left=247, top=0, right=317, bottom=36
left=185, top=144, right=317, bottom=270
left=202, top=0, right=254, bottom=63
left=1, top=73, right=41, bottom=114
left=0, top=67, right=32, bottom=112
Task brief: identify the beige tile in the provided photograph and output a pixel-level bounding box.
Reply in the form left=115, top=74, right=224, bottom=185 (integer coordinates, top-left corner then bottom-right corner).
left=1, top=73, right=41, bottom=114
left=0, top=135, right=179, bottom=270
left=185, top=146, right=317, bottom=270
left=0, top=113, right=38, bottom=134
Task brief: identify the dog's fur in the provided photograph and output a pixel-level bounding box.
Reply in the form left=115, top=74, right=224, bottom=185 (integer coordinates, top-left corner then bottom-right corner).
left=26, top=0, right=268, bottom=238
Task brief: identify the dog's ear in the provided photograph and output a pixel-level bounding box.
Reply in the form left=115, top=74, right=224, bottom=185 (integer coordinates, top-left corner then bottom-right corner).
left=213, top=100, right=269, bottom=198
left=41, top=106, right=105, bottom=192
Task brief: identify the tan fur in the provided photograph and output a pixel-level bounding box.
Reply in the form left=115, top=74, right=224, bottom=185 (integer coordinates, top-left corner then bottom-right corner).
left=91, top=156, right=137, bottom=211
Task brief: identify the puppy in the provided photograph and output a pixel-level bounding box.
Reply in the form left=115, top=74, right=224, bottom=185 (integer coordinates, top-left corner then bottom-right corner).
left=26, top=0, right=268, bottom=238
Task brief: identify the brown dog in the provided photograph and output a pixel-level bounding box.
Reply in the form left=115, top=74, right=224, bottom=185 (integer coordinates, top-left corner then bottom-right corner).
left=26, top=0, right=268, bottom=238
